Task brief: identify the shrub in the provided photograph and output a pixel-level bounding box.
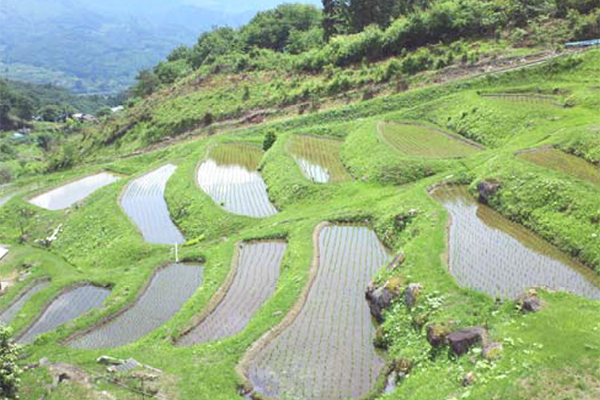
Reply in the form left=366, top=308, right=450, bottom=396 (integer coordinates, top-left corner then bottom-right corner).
left=263, top=130, right=277, bottom=150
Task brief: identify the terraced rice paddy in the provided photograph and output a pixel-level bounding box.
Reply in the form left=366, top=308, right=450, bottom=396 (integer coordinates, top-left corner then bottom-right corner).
left=379, top=122, right=481, bottom=158
left=432, top=186, right=600, bottom=299
left=480, top=93, right=561, bottom=106
left=197, top=143, right=277, bottom=218
left=178, top=242, right=285, bottom=345
left=287, top=135, right=352, bottom=183
left=248, top=225, right=389, bottom=400
left=29, top=172, right=120, bottom=210
left=0, top=280, right=50, bottom=326
left=519, top=147, right=600, bottom=185
left=121, top=164, right=185, bottom=244
left=68, top=264, right=203, bottom=349
left=17, top=285, right=110, bottom=344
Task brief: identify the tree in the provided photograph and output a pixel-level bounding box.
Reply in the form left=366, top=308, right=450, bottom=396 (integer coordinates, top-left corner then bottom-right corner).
left=96, top=106, right=112, bottom=118
left=241, top=4, right=322, bottom=51
left=322, top=0, right=349, bottom=41
left=0, top=328, right=21, bottom=399
left=263, top=130, right=276, bottom=150
left=131, top=69, right=159, bottom=98
left=39, top=105, right=62, bottom=122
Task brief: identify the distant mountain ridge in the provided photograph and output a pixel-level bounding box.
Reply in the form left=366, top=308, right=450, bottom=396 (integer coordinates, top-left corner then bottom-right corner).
left=0, top=0, right=319, bottom=94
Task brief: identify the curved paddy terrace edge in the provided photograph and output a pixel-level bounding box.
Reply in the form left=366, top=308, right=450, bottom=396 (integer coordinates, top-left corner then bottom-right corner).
left=176, top=238, right=287, bottom=346
left=27, top=171, right=122, bottom=211
left=194, top=141, right=279, bottom=218
left=118, top=162, right=186, bottom=245
left=236, top=221, right=393, bottom=400
left=14, top=281, right=112, bottom=344
left=429, top=184, right=600, bottom=299
left=64, top=261, right=203, bottom=348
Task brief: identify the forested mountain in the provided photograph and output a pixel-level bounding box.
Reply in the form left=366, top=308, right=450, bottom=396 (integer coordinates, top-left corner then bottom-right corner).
left=0, top=0, right=320, bottom=94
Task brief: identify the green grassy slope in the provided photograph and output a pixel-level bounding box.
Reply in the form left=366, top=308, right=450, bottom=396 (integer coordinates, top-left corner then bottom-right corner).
left=0, top=49, right=598, bottom=400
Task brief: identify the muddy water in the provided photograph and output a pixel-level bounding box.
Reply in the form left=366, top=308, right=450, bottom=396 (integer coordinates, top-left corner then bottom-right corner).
left=197, top=144, right=277, bottom=218
left=287, top=135, right=351, bottom=183
left=69, top=264, right=203, bottom=349
left=0, top=280, right=51, bottom=326
left=432, top=186, right=600, bottom=299
left=29, top=173, right=120, bottom=210
left=249, top=225, right=389, bottom=400
left=18, top=285, right=110, bottom=344
left=178, top=242, right=286, bottom=345
left=519, top=148, right=600, bottom=185
left=121, top=164, right=185, bottom=245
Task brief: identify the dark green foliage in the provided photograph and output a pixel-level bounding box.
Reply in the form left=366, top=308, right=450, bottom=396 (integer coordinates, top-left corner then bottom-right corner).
left=0, top=328, right=21, bottom=399
left=241, top=4, right=322, bottom=52
left=131, top=70, right=160, bottom=98
left=263, top=130, right=277, bottom=151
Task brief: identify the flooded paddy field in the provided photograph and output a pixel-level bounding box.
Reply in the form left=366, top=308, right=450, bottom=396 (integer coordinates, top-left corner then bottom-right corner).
left=518, top=147, right=600, bottom=185
left=17, top=285, right=111, bottom=344
left=380, top=122, right=481, bottom=158
left=0, top=279, right=50, bottom=326
left=178, top=241, right=285, bottom=346
left=248, top=225, right=389, bottom=400
left=287, top=135, right=352, bottom=183
left=29, top=172, right=120, bottom=210
left=121, top=164, right=185, bottom=245
left=197, top=143, right=277, bottom=218
left=68, top=264, right=203, bottom=349
left=432, top=186, right=600, bottom=299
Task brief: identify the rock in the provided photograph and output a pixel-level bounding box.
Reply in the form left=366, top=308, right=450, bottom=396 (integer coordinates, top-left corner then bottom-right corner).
left=97, top=356, right=124, bottom=366
left=462, top=372, right=476, bottom=387
left=477, top=180, right=501, bottom=204
left=39, top=357, right=50, bottom=366
left=365, top=281, right=400, bottom=323
left=483, top=342, right=503, bottom=360
left=518, top=289, right=542, bottom=313
left=426, top=323, right=450, bottom=348
left=405, top=283, right=422, bottom=308
left=447, top=327, right=486, bottom=356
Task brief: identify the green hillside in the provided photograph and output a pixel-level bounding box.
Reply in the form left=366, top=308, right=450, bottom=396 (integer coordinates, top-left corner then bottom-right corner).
left=0, top=1, right=599, bottom=400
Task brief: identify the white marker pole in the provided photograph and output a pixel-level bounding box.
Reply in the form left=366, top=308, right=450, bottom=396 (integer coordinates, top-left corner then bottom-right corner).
left=175, top=243, right=179, bottom=263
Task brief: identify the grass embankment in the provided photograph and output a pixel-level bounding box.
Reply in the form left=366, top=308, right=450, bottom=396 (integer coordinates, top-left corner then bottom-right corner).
left=0, top=50, right=598, bottom=400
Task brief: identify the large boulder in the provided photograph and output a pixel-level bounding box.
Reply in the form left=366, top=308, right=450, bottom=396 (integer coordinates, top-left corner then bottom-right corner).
left=426, top=323, right=450, bottom=348
left=477, top=180, right=501, bottom=204
left=405, top=283, right=422, bottom=308
left=365, top=281, right=400, bottom=323
left=518, top=289, right=543, bottom=313
left=447, top=327, right=487, bottom=356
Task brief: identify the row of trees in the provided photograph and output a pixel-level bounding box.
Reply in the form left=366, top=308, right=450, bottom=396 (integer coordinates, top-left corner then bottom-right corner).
left=131, top=0, right=600, bottom=97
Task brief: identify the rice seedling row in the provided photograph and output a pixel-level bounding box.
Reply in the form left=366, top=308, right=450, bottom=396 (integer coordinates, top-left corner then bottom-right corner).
left=17, top=285, right=111, bottom=344
left=178, top=241, right=285, bottom=346
left=0, top=279, right=50, bottom=326
left=518, top=147, right=600, bottom=185
left=121, top=164, right=185, bottom=245
left=480, top=93, right=562, bottom=106
left=432, top=186, right=600, bottom=300
left=197, top=144, right=277, bottom=218
left=287, top=135, right=352, bottom=183
left=29, top=172, right=120, bottom=210
left=68, top=263, right=203, bottom=349
left=248, top=225, right=389, bottom=400
left=379, top=122, right=481, bottom=159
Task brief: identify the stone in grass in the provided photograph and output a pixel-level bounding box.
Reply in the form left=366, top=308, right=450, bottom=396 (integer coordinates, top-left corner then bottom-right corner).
left=426, top=323, right=451, bottom=348
left=483, top=342, right=504, bottom=361
left=447, top=327, right=487, bottom=356
left=462, top=372, right=476, bottom=387
left=96, top=355, right=124, bottom=366
left=518, top=289, right=543, bottom=313
left=405, top=283, right=422, bottom=308
left=365, top=279, right=402, bottom=323
left=476, top=179, right=501, bottom=204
